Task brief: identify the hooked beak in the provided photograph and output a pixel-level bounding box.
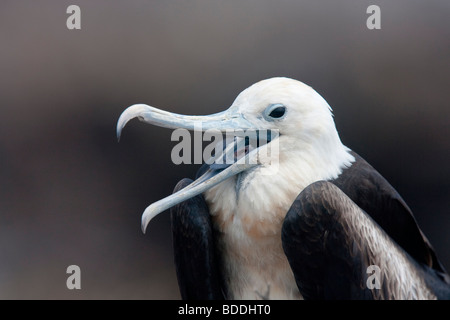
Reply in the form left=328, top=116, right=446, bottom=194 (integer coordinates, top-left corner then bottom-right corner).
left=117, top=104, right=253, bottom=141
left=117, top=104, right=269, bottom=233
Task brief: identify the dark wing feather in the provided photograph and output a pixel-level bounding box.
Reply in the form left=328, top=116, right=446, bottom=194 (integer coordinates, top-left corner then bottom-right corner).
left=282, top=181, right=450, bottom=299
left=170, top=178, right=224, bottom=300
left=331, top=152, right=448, bottom=277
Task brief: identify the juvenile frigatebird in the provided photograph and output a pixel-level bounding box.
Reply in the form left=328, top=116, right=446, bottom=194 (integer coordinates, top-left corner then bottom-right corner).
left=117, top=77, right=450, bottom=300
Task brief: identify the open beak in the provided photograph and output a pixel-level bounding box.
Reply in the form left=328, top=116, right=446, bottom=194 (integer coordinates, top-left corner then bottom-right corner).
left=117, top=104, right=270, bottom=233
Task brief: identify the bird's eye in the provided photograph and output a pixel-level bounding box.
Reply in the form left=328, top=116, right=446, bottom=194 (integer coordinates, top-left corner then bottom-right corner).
left=269, top=107, right=286, bottom=118
left=264, top=104, right=286, bottom=121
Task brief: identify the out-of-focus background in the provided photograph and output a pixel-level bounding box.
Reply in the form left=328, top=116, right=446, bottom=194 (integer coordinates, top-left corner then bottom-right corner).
left=0, top=0, right=448, bottom=299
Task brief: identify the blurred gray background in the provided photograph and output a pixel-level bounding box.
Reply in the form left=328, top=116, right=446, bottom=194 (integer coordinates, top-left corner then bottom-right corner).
left=0, top=0, right=448, bottom=299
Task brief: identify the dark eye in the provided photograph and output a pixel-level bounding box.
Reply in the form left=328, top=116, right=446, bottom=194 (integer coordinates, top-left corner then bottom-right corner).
left=264, top=104, right=286, bottom=121
left=269, top=106, right=286, bottom=118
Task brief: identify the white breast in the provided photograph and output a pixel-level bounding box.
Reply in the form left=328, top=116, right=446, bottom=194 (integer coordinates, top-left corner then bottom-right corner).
left=205, top=171, right=302, bottom=299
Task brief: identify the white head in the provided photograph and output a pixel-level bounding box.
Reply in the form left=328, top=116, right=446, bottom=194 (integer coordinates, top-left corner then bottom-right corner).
left=232, top=78, right=334, bottom=136
left=228, top=78, right=346, bottom=162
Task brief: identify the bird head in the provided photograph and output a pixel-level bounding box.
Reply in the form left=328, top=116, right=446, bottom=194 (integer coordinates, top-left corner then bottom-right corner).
left=229, top=77, right=335, bottom=139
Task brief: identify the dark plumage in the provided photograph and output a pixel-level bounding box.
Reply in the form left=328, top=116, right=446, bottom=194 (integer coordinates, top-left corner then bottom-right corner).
left=171, top=178, right=224, bottom=300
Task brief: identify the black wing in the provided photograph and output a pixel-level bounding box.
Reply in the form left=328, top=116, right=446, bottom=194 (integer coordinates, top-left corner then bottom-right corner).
left=282, top=181, right=450, bottom=299
left=170, top=178, right=224, bottom=300
left=332, top=152, right=448, bottom=276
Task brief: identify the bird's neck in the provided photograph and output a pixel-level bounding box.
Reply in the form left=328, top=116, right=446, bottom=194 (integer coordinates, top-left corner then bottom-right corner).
left=205, top=135, right=355, bottom=237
